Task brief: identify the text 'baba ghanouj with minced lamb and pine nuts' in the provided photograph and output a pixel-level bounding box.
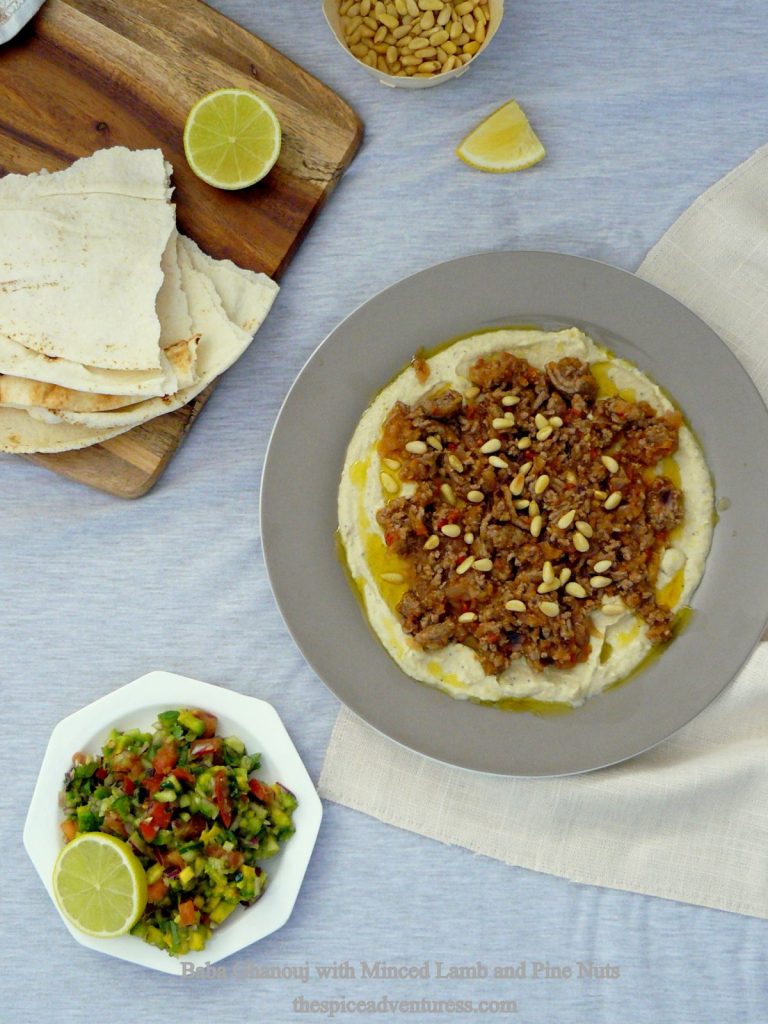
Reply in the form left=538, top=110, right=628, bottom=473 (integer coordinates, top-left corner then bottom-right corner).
left=337, top=328, right=714, bottom=707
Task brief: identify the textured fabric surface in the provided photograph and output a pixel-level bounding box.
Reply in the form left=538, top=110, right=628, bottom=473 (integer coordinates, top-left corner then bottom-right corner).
left=4, top=3, right=768, bottom=1023
left=320, top=144, right=768, bottom=920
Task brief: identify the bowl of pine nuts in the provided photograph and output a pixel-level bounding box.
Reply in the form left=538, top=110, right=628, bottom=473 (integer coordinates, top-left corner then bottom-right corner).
left=324, top=0, right=503, bottom=88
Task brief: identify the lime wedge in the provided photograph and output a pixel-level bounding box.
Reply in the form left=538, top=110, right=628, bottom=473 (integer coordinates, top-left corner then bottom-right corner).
left=456, top=99, right=545, bottom=173
left=52, top=833, right=147, bottom=938
left=183, top=88, right=282, bottom=190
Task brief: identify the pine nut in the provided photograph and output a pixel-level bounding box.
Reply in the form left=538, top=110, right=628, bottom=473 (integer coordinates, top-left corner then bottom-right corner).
left=447, top=453, right=464, bottom=473
left=534, top=473, right=550, bottom=495
left=378, top=12, right=399, bottom=28
left=492, top=417, right=515, bottom=429
left=565, top=582, right=587, bottom=598
left=510, top=473, right=525, bottom=496
left=407, top=34, right=430, bottom=47
left=437, top=4, right=451, bottom=24
left=557, top=510, right=576, bottom=529
left=505, top=599, right=526, bottom=612
left=386, top=44, right=398, bottom=62
left=449, top=20, right=462, bottom=39
left=440, top=482, right=456, bottom=505
left=456, top=555, right=475, bottom=575
left=575, top=520, right=593, bottom=538
left=381, top=472, right=399, bottom=494
left=593, top=559, right=613, bottom=573
left=462, top=13, right=476, bottom=33
left=424, top=534, right=440, bottom=550
left=514, top=499, right=530, bottom=510
left=528, top=499, right=539, bottom=517
left=502, top=394, right=520, bottom=407
left=455, top=0, right=475, bottom=14
left=590, top=576, right=612, bottom=589
left=549, top=415, right=563, bottom=428
left=474, top=20, right=486, bottom=42
left=441, top=523, right=461, bottom=537
left=429, top=28, right=449, bottom=45
left=540, top=601, right=559, bottom=618
left=480, top=438, right=502, bottom=454
left=488, top=456, right=507, bottom=469
left=465, top=385, right=480, bottom=399
left=559, top=567, right=572, bottom=584
left=604, top=491, right=623, bottom=510
left=458, top=611, right=477, bottom=623
left=530, top=515, right=543, bottom=538
left=464, top=532, right=474, bottom=544
left=426, top=434, right=443, bottom=451
left=542, top=561, right=555, bottom=583
left=594, top=489, right=608, bottom=501
left=474, top=558, right=493, bottom=572
left=602, top=603, right=624, bottom=617
left=536, top=426, right=554, bottom=441
left=374, top=24, right=387, bottom=42
left=420, top=10, right=435, bottom=29
left=406, top=0, right=418, bottom=13
left=534, top=413, right=549, bottom=430
left=517, top=437, right=532, bottom=450
left=382, top=457, right=400, bottom=470
left=519, top=461, right=533, bottom=475
left=405, top=440, right=427, bottom=454
left=381, top=572, right=404, bottom=583
left=601, top=455, right=619, bottom=474
left=573, top=532, right=590, bottom=553
left=537, top=580, right=560, bottom=594
left=467, top=489, right=484, bottom=503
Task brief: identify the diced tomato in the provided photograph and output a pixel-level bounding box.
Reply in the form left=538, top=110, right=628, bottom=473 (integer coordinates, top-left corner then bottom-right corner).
left=190, top=737, right=223, bottom=761
left=139, top=819, right=158, bottom=842
left=171, top=767, right=195, bottom=785
left=140, top=801, right=172, bottom=841
left=61, top=819, right=78, bottom=843
left=226, top=850, right=244, bottom=871
left=144, top=773, right=164, bottom=795
left=146, top=879, right=168, bottom=903
left=178, top=900, right=198, bottom=927
left=95, top=767, right=107, bottom=780
left=102, top=811, right=128, bottom=838
left=157, top=849, right=186, bottom=871
left=190, top=710, right=218, bottom=738
left=214, top=770, right=233, bottom=828
left=446, top=442, right=457, bottom=451
left=152, top=740, right=178, bottom=776
left=122, top=777, right=135, bottom=796
left=249, top=779, right=274, bottom=804
left=384, top=531, right=396, bottom=547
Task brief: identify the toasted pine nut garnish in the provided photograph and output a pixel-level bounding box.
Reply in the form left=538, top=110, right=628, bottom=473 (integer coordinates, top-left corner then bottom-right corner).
left=565, top=582, right=587, bottom=598
left=530, top=515, right=543, bottom=538
left=464, top=532, right=474, bottom=544
left=441, top=523, right=461, bottom=537
left=602, top=603, right=625, bottom=617
left=502, top=395, right=520, bottom=407
left=456, top=555, right=475, bottom=575
left=517, top=437, right=532, bottom=450
left=549, top=416, right=563, bottom=428
left=382, top=457, right=400, bottom=470
left=440, top=482, right=456, bottom=505
left=590, top=576, right=612, bottom=589
left=426, top=434, right=443, bottom=451
left=510, top=473, right=525, bottom=496
left=424, top=534, right=440, bottom=550
left=557, top=510, right=576, bottom=529
left=405, top=440, right=428, bottom=455
left=534, top=473, right=550, bottom=495
left=380, top=572, right=404, bottom=584
left=601, top=454, right=619, bottom=474
left=537, top=580, right=560, bottom=594
left=539, top=601, right=559, bottom=617
left=604, top=491, right=622, bottom=510
left=536, top=426, right=553, bottom=441
left=528, top=499, right=540, bottom=517
left=542, top=560, right=555, bottom=583
left=573, top=532, right=590, bottom=553
left=488, top=455, right=507, bottom=469
left=473, top=558, right=493, bottom=572
left=380, top=472, right=399, bottom=494
left=594, top=489, right=608, bottom=500
left=505, top=599, right=526, bottom=612
left=559, top=567, right=572, bottom=584
left=480, top=438, right=502, bottom=454
left=458, top=611, right=478, bottom=623
left=534, top=413, right=549, bottom=430
left=514, top=498, right=530, bottom=510
left=492, top=416, right=515, bottom=430
left=575, top=520, right=593, bottom=538
left=467, top=489, right=484, bottom=503
left=593, top=559, right=613, bottom=573
left=465, top=385, right=480, bottom=399
left=519, top=461, right=533, bottom=476
left=447, top=453, right=464, bottom=473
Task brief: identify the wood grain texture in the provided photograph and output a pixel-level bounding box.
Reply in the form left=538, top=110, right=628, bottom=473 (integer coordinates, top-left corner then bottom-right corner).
left=0, top=0, right=362, bottom=497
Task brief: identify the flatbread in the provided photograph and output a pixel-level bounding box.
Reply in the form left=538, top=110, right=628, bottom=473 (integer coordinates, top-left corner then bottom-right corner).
left=0, top=147, right=175, bottom=370
left=181, top=235, right=279, bottom=333
left=157, top=230, right=193, bottom=350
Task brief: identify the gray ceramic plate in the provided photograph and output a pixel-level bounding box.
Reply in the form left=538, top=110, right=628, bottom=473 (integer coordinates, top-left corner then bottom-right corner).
left=261, top=251, right=768, bottom=776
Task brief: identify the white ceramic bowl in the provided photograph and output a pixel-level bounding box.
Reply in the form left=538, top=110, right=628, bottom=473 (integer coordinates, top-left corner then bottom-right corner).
left=323, top=0, right=504, bottom=89
left=23, top=671, right=322, bottom=975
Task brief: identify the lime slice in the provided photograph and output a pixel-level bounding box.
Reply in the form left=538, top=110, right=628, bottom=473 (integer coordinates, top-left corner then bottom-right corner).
left=183, top=88, right=282, bottom=190
left=456, top=99, right=545, bottom=173
left=52, top=833, right=147, bottom=938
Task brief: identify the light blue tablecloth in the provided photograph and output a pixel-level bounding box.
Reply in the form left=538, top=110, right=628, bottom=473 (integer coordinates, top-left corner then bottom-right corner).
left=3, top=2, right=767, bottom=1021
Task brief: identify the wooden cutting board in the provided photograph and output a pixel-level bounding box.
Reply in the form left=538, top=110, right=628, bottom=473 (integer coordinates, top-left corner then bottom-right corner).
left=0, top=0, right=362, bottom=497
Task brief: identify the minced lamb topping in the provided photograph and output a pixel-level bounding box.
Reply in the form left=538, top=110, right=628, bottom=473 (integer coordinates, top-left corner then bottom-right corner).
left=375, top=351, right=684, bottom=675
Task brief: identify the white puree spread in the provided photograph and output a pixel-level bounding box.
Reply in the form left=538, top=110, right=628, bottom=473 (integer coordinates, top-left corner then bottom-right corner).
left=338, top=328, right=714, bottom=706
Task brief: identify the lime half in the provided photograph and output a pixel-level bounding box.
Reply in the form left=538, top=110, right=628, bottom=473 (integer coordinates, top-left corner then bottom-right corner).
left=183, top=88, right=282, bottom=190
left=456, top=99, right=546, bottom=173
left=53, top=833, right=147, bottom=938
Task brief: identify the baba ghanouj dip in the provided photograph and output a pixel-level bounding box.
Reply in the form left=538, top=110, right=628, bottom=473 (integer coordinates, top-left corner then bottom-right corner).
left=337, top=328, right=714, bottom=708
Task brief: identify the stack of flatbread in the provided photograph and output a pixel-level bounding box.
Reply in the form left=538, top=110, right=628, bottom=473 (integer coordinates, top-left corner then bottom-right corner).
left=0, top=147, right=278, bottom=454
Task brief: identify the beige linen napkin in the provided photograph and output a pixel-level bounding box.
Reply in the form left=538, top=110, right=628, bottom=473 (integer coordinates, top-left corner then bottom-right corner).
left=319, top=144, right=768, bottom=919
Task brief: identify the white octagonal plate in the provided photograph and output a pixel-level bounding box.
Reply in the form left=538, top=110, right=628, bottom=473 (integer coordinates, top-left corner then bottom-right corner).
left=23, top=671, right=322, bottom=975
